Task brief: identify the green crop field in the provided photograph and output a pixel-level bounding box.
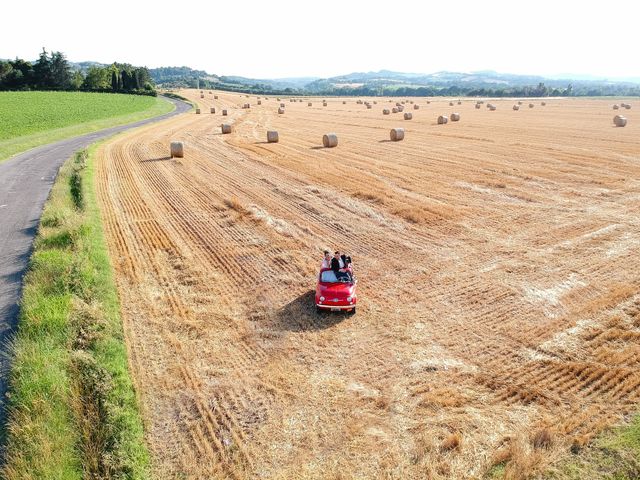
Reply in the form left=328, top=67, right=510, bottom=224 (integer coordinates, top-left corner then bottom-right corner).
left=0, top=91, right=173, bottom=161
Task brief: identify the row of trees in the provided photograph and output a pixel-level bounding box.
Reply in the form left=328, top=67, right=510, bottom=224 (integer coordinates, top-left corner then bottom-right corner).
left=169, top=80, right=638, bottom=98
left=0, top=49, right=155, bottom=95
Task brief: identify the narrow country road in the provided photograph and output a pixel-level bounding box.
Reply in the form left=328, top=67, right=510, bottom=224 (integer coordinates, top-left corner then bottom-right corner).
left=0, top=95, right=191, bottom=434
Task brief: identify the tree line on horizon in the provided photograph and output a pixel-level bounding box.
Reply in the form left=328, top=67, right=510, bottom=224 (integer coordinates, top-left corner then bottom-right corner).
left=0, top=49, right=156, bottom=96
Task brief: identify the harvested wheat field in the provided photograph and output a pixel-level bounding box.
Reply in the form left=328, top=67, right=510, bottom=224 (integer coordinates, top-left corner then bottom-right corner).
left=96, top=90, right=640, bottom=479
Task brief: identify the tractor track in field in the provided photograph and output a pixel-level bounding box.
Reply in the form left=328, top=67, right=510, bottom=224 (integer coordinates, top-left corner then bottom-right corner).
left=96, top=90, right=640, bottom=479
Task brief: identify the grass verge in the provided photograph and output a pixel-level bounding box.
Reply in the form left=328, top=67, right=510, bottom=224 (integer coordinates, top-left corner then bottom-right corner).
left=0, top=92, right=174, bottom=163
left=545, top=415, right=640, bottom=479
left=2, top=148, right=149, bottom=479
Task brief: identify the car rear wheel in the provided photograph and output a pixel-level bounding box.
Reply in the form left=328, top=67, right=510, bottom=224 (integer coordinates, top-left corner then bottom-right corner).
left=316, top=306, right=322, bottom=314
left=349, top=307, right=356, bottom=315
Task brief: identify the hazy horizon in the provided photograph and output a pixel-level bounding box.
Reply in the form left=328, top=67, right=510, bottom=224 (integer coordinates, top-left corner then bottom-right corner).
left=2, top=0, right=639, bottom=80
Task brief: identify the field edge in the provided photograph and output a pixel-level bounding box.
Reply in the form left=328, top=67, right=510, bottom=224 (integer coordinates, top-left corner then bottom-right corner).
left=1, top=146, right=150, bottom=479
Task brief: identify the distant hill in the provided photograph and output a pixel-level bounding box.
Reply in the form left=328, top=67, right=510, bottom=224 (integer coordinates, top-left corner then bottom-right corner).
left=150, top=66, right=640, bottom=97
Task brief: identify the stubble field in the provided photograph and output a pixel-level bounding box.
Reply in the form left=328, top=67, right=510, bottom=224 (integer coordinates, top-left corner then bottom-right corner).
left=95, top=90, right=639, bottom=479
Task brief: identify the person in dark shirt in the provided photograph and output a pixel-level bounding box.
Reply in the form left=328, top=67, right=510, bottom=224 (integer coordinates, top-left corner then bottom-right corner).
left=331, top=251, right=351, bottom=281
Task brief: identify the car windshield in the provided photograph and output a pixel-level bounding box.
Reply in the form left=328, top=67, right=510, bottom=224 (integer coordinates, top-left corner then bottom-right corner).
left=320, top=270, right=352, bottom=283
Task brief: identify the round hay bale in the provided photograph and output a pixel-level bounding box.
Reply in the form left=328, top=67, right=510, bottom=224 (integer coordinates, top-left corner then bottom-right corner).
left=210, top=107, right=216, bottom=114
left=257, top=100, right=262, bottom=105
left=243, top=103, right=250, bottom=109
left=404, top=112, right=413, bottom=120
left=450, top=112, right=460, bottom=121
left=624, top=103, right=631, bottom=110
left=277, top=98, right=281, bottom=101
left=397, top=105, right=405, bottom=112
left=322, top=133, right=338, bottom=148
left=323, top=102, right=328, bottom=107
left=170, top=141, right=184, bottom=158
left=343, top=101, right=347, bottom=104
left=438, top=115, right=448, bottom=124
left=373, top=101, right=378, bottom=104
left=414, top=104, right=420, bottom=110
left=541, top=101, right=546, bottom=106
left=278, top=107, right=285, bottom=114
left=392, top=107, right=399, bottom=113
left=458, top=101, right=462, bottom=105
left=614, top=115, right=627, bottom=127
left=427, top=100, right=431, bottom=104
left=613, top=104, right=620, bottom=110
left=214, top=95, right=219, bottom=99
left=280, top=103, right=285, bottom=108
left=308, top=102, right=313, bottom=106
left=195, top=108, right=201, bottom=114
left=529, top=103, right=535, bottom=108
left=390, top=128, right=405, bottom=141
left=401, top=101, right=406, bottom=105
left=267, top=131, right=279, bottom=143
left=357, top=100, right=363, bottom=104
left=200, top=94, right=204, bottom=99
left=366, top=104, right=372, bottom=109
left=383, top=109, right=390, bottom=115
left=513, top=105, right=520, bottom=111
left=221, top=124, right=232, bottom=134
left=475, top=103, right=481, bottom=109
left=449, top=101, right=454, bottom=106
left=222, top=109, right=228, bottom=116
left=489, top=105, right=497, bottom=111
left=518, top=101, right=523, bottom=105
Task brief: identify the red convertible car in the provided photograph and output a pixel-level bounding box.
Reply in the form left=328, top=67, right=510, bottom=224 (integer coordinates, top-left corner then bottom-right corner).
left=315, top=268, right=357, bottom=314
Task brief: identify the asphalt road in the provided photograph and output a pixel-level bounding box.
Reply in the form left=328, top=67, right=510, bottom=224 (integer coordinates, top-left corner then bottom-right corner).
left=0, top=95, right=190, bottom=431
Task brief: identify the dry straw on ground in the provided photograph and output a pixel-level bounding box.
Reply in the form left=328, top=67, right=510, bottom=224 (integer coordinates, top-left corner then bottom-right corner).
left=95, top=89, right=640, bottom=480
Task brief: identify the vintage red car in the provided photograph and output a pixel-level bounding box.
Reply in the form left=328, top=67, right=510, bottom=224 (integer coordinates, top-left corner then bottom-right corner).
left=315, top=268, right=357, bottom=313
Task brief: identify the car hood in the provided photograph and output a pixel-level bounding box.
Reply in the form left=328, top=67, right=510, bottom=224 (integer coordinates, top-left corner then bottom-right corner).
left=318, top=283, right=355, bottom=297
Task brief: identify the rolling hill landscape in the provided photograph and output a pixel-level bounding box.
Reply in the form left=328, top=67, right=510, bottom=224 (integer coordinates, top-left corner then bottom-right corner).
left=1, top=2, right=639, bottom=479
left=149, top=66, right=640, bottom=97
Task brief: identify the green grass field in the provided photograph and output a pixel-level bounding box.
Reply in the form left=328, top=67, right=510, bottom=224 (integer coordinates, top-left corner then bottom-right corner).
left=0, top=91, right=173, bottom=162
